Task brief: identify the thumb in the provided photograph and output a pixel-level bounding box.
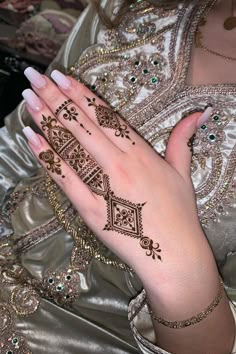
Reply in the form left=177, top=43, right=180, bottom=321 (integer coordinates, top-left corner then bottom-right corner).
left=165, top=107, right=213, bottom=179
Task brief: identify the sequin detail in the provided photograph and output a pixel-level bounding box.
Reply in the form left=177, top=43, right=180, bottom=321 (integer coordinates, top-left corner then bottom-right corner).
left=35, top=268, right=81, bottom=307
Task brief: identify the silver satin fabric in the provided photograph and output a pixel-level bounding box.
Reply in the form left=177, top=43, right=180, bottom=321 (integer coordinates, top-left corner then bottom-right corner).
left=0, top=1, right=236, bottom=353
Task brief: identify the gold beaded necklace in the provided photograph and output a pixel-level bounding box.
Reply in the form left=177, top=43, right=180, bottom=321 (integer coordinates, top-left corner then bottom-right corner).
left=195, top=0, right=236, bottom=62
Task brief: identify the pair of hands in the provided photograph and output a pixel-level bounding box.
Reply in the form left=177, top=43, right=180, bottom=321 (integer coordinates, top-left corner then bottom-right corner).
left=22, top=68, right=212, bottom=287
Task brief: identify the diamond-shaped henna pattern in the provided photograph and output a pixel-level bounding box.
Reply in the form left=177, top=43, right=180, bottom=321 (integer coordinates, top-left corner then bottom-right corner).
left=103, top=190, right=162, bottom=261
left=86, top=97, right=135, bottom=145
left=104, top=191, right=144, bottom=237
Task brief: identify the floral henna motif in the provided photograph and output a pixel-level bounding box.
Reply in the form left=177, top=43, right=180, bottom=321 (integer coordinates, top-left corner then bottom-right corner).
left=39, top=149, right=65, bottom=178
left=140, top=237, right=162, bottom=261
left=55, top=99, right=91, bottom=135
left=86, top=97, right=135, bottom=145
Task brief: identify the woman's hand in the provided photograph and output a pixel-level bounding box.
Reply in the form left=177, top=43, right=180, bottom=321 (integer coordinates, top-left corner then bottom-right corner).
left=22, top=68, right=235, bottom=354
left=22, top=67, right=212, bottom=284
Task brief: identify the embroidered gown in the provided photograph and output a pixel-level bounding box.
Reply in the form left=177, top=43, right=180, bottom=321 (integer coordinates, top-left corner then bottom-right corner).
left=0, top=1, right=236, bottom=353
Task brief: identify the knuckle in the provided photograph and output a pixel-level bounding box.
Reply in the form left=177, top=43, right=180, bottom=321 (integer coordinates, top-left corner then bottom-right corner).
left=46, top=88, right=61, bottom=105
left=57, top=169, right=75, bottom=189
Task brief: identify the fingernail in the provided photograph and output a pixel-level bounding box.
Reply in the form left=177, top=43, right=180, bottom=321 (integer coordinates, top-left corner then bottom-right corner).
left=22, top=89, right=43, bottom=112
left=24, top=67, right=47, bottom=89
left=23, top=126, right=42, bottom=148
left=51, top=70, right=71, bottom=90
left=196, top=106, right=213, bottom=128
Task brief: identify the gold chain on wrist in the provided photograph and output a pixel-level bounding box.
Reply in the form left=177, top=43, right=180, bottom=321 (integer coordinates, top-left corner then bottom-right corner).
left=147, top=277, right=224, bottom=329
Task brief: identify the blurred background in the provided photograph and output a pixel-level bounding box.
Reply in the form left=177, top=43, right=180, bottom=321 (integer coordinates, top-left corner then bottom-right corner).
left=0, top=0, right=87, bottom=127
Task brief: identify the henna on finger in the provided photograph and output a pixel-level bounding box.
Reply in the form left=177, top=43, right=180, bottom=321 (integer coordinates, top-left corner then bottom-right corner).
left=40, top=115, right=108, bottom=195
left=55, top=99, right=91, bottom=135
left=86, top=97, right=135, bottom=145
left=39, top=150, right=65, bottom=178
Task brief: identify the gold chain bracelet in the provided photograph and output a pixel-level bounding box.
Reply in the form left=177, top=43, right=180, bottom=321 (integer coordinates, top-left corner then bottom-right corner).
left=147, top=277, right=224, bottom=329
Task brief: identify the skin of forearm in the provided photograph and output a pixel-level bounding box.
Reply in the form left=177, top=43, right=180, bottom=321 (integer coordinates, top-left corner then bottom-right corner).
left=138, top=230, right=235, bottom=354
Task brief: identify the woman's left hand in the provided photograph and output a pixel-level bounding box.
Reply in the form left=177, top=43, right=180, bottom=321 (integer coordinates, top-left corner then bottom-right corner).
left=22, top=68, right=213, bottom=286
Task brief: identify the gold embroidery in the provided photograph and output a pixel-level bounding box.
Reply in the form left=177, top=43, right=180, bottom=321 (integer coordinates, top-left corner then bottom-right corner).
left=10, top=286, right=40, bottom=317
left=0, top=303, right=32, bottom=354
left=32, top=268, right=81, bottom=307
left=69, top=0, right=236, bottom=232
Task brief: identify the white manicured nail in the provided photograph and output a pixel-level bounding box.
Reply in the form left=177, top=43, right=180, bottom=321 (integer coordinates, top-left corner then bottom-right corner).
left=197, top=106, right=213, bottom=128
left=22, top=89, right=43, bottom=112
left=23, top=126, right=42, bottom=148
left=24, top=67, right=47, bottom=89
left=51, top=70, right=71, bottom=90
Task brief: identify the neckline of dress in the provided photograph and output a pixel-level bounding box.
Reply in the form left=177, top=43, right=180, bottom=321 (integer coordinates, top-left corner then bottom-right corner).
left=181, top=0, right=236, bottom=93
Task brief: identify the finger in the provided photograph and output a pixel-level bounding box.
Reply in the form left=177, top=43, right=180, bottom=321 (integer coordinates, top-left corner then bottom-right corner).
left=22, top=126, right=97, bottom=213
left=22, top=90, right=112, bottom=198
left=23, top=69, right=122, bottom=168
left=22, top=87, right=120, bottom=172
left=165, top=107, right=213, bottom=180
left=50, top=70, right=141, bottom=151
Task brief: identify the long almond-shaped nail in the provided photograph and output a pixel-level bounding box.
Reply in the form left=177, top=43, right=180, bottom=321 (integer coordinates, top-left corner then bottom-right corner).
left=22, top=89, right=43, bottom=112
left=23, top=126, right=42, bottom=148
left=24, top=67, right=47, bottom=89
left=51, top=70, right=71, bottom=90
left=196, top=106, right=213, bottom=128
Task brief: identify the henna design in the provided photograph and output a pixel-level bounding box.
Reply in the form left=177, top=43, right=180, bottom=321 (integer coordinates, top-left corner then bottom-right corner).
left=40, top=115, right=107, bottom=195
left=187, top=134, right=196, bottom=153
left=86, top=97, right=135, bottom=145
left=40, top=112, right=160, bottom=260
left=39, top=150, right=65, bottom=178
left=104, top=189, right=145, bottom=238
left=55, top=99, right=91, bottom=135
left=140, top=237, right=162, bottom=261
left=103, top=179, right=162, bottom=261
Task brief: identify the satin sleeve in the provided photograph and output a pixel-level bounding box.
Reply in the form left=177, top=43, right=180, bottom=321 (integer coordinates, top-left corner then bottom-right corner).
left=128, top=289, right=236, bottom=354
left=0, top=102, right=41, bottom=210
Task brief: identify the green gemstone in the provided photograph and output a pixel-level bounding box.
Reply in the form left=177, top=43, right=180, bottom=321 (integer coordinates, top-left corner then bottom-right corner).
left=143, top=68, right=149, bottom=74
left=130, top=4, right=134, bottom=8
left=130, top=76, right=137, bottom=83
left=137, top=0, right=142, bottom=2
left=7, top=351, right=13, bottom=354
left=152, top=60, right=159, bottom=66
left=213, top=114, right=220, bottom=121
left=66, top=275, right=72, bottom=281
left=151, top=77, right=158, bottom=83
left=48, top=278, right=54, bottom=284
left=134, top=60, right=140, bottom=66
left=91, top=85, right=96, bottom=91
left=56, top=284, right=64, bottom=291
left=12, top=338, right=18, bottom=344
left=201, top=124, right=207, bottom=130
left=209, top=134, right=216, bottom=141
